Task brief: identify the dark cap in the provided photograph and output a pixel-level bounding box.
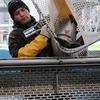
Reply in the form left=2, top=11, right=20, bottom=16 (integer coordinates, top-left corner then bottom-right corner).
left=8, top=0, right=30, bottom=20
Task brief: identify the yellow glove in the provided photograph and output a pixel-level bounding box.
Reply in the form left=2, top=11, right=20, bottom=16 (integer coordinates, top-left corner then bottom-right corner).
left=18, top=35, right=48, bottom=57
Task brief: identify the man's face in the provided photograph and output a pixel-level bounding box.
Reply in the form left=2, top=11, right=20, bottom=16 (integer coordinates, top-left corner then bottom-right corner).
left=14, top=7, right=31, bottom=24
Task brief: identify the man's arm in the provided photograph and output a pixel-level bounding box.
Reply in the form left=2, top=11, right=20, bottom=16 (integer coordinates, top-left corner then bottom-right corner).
left=18, top=25, right=50, bottom=57
left=18, top=34, right=48, bottom=57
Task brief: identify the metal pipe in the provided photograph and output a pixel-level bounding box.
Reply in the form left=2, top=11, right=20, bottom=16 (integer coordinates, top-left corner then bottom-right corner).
left=0, top=57, right=100, bottom=66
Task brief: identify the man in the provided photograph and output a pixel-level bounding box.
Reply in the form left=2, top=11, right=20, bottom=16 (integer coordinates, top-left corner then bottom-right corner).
left=8, top=0, right=53, bottom=57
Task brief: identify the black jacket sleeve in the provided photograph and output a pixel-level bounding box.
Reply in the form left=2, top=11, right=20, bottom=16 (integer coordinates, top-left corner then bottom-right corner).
left=8, top=29, right=27, bottom=57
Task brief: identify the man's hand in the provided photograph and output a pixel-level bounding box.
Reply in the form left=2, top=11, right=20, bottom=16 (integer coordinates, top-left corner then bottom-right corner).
left=40, top=25, right=51, bottom=38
